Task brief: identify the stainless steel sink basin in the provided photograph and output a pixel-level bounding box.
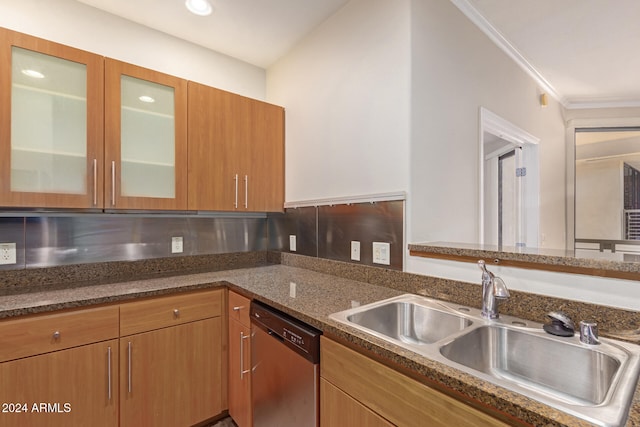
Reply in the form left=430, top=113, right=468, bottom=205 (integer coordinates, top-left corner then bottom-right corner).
left=440, top=325, right=621, bottom=406
left=330, top=294, right=474, bottom=347
left=345, top=300, right=472, bottom=345
left=329, top=294, right=640, bottom=427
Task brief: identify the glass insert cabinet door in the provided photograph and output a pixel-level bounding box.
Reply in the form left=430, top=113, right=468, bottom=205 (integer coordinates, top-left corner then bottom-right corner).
left=104, top=59, right=187, bottom=210
left=0, top=28, right=104, bottom=208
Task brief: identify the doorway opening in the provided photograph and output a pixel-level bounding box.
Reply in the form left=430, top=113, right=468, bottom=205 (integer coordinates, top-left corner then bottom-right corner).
left=479, top=108, right=540, bottom=248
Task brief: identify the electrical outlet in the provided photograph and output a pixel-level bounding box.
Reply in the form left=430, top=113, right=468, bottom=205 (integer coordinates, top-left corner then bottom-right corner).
left=372, top=242, right=390, bottom=265
left=350, top=241, right=361, bottom=261
left=0, top=243, right=17, bottom=265
left=171, top=236, right=183, bottom=254
left=289, top=235, right=297, bottom=252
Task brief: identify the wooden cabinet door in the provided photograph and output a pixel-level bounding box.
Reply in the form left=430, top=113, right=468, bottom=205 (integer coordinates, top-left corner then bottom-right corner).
left=245, top=98, right=284, bottom=212
left=228, top=318, right=252, bottom=427
left=320, top=378, right=393, bottom=427
left=120, top=318, right=222, bottom=427
left=105, top=58, right=187, bottom=210
left=0, top=339, right=118, bottom=427
left=188, top=82, right=284, bottom=212
left=188, top=82, right=247, bottom=211
left=0, top=28, right=104, bottom=208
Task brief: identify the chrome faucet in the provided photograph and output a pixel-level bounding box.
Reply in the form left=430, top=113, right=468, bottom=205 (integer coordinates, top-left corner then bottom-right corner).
left=478, top=260, right=510, bottom=319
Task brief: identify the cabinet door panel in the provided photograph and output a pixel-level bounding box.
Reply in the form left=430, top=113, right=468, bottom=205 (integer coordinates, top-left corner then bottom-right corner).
left=188, top=82, right=247, bottom=211
left=120, top=318, right=222, bottom=427
left=105, top=58, right=187, bottom=210
left=320, top=378, right=393, bottom=427
left=228, top=318, right=252, bottom=427
left=0, top=340, right=118, bottom=427
left=247, top=99, right=284, bottom=212
left=0, top=28, right=104, bottom=208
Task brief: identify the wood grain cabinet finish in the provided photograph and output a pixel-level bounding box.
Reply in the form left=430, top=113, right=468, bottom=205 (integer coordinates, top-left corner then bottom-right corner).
left=187, top=82, right=284, bottom=212
left=119, top=289, right=224, bottom=427
left=0, top=28, right=104, bottom=208
left=0, top=307, right=119, bottom=427
left=105, top=58, right=188, bottom=210
left=320, top=378, right=393, bottom=427
left=227, top=291, right=252, bottom=427
left=320, top=337, right=511, bottom=427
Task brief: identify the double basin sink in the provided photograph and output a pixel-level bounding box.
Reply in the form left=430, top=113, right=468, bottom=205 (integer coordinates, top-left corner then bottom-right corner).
left=329, top=294, right=640, bottom=427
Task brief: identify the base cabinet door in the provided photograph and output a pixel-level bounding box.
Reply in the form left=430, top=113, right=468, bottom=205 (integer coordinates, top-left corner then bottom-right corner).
left=120, top=318, right=222, bottom=427
left=228, top=318, right=252, bottom=427
left=0, top=339, right=118, bottom=427
left=228, top=290, right=252, bottom=427
left=321, top=337, right=511, bottom=427
left=321, top=378, right=392, bottom=427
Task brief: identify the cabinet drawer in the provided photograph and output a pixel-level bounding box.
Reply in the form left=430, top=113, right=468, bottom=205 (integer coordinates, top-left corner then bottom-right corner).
left=0, top=305, right=119, bottom=363
left=120, top=289, right=222, bottom=336
left=228, top=290, right=251, bottom=327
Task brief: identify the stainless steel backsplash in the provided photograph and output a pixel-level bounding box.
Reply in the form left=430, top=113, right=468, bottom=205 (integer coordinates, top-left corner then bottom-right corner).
left=268, top=200, right=404, bottom=270
left=0, top=214, right=267, bottom=269
left=0, top=200, right=404, bottom=271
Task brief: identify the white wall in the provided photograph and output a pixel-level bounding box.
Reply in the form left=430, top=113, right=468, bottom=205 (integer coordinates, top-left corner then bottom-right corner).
left=575, top=160, right=623, bottom=240
left=0, top=0, right=265, bottom=99
left=267, top=0, right=411, bottom=202
left=409, top=0, right=566, bottom=250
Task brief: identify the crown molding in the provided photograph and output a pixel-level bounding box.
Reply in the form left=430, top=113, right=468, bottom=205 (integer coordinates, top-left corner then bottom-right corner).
left=449, top=0, right=566, bottom=106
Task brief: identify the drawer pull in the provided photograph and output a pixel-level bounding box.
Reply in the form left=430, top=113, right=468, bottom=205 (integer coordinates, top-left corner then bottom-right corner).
left=173, top=309, right=180, bottom=318
left=233, top=306, right=244, bottom=312
left=52, top=331, right=61, bottom=340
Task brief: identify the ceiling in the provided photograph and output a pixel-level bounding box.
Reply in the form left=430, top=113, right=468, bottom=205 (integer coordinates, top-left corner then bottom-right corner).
left=75, top=0, right=640, bottom=108
left=75, top=0, right=350, bottom=69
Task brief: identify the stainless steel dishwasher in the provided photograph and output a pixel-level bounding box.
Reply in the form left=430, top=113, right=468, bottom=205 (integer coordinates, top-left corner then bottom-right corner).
left=250, top=300, right=321, bottom=427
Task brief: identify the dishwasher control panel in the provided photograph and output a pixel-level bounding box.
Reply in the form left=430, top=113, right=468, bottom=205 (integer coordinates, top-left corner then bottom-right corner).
left=251, top=300, right=321, bottom=364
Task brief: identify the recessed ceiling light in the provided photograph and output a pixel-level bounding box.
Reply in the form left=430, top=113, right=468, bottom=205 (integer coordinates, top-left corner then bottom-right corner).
left=139, top=95, right=155, bottom=103
left=21, top=69, right=45, bottom=79
left=185, top=0, right=212, bottom=16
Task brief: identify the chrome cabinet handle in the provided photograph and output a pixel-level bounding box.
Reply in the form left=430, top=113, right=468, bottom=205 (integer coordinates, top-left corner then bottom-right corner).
left=240, top=332, right=250, bottom=379
left=111, top=161, right=116, bottom=207
left=232, top=306, right=244, bottom=312
left=234, top=174, right=239, bottom=209
left=52, top=331, right=60, bottom=340
left=107, top=346, right=112, bottom=400
left=173, top=309, right=180, bottom=318
left=244, top=175, right=248, bottom=209
left=127, top=341, right=132, bottom=394
left=92, top=158, right=97, bottom=206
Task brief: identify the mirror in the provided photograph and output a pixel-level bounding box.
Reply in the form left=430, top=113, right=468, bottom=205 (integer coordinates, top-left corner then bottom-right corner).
left=574, top=128, right=640, bottom=262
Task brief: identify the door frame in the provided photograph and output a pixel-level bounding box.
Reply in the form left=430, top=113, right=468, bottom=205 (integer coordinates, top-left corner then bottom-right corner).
left=478, top=107, right=540, bottom=247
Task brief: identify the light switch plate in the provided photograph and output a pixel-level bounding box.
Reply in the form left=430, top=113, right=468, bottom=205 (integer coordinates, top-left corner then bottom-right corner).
left=372, top=242, right=390, bottom=265
left=289, top=235, right=297, bottom=252
left=351, top=241, right=361, bottom=261
left=171, top=236, right=183, bottom=254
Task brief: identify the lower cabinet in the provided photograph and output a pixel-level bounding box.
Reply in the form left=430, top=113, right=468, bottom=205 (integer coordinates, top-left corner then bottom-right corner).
left=0, top=289, right=225, bottom=427
left=320, top=337, right=510, bottom=427
left=0, top=339, right=119, bottom=427
left=321, top=378, right=392, bottom=427
left=120, top=318, right=222, bottom=427
left=227, top=290, right=252, bottom=427
left=0, top=305, right=120, bottom=427
left=119, top=289, right=224, bottom=427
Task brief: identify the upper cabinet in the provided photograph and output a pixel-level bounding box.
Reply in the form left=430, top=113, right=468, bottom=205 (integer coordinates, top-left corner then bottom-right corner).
left=0, top=28, right=282, bottom=212
left=0, top=28, right=104, bottom=208
left=105, top=59, right=188, bottom=210
left=188, top=82, right=284, bottom=212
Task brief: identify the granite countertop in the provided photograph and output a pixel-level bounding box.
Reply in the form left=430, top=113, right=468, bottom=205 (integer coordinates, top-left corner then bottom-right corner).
left=1, top=264, right=638, bottom=427
left=409, top=241, right=640, bottom=281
